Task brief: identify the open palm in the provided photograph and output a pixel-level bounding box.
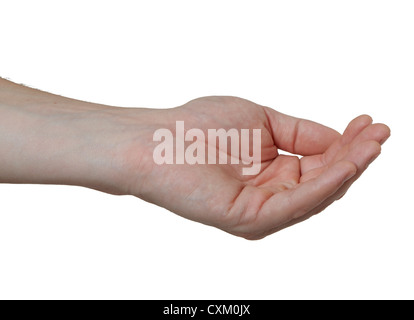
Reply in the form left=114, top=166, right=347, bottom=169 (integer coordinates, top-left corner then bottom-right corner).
left=134, top=96, right=390, bottom=239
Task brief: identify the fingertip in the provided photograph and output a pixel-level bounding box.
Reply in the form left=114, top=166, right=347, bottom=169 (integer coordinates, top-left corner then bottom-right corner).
left=361, top=139, right=382, bottom=159
left=378, top=123, right=391, bottom=145
left=367, top=123, right=390, bottom=144
left=342, top=139, right=382, bottom=171
left=343, top=114, right=373, bottom=141
left=358, top=114, right=373, bottom=124
left=351, top=114, right=373, bottom=129
left=368, top=140, right=382, bottom=155
left=336, top=160, right=358, bottom=181
left=366, top=140, right=382, bottom=166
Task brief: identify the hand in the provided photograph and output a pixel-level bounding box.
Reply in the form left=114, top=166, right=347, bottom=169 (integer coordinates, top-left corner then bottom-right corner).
left=0, top=79, right=390, bottom=240
left=123, top=96, right=390, bottom=239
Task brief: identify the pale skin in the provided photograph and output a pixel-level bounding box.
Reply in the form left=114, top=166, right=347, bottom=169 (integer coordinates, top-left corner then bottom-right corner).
left=0, top=78, right=390, bottom=239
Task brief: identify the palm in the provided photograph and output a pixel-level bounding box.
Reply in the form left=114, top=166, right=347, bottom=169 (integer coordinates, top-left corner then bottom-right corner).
left=137, top=97, right=389, bottom=239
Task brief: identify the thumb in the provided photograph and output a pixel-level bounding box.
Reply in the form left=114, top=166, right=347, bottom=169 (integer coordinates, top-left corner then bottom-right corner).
left=263, top=106, right=341, bottom=156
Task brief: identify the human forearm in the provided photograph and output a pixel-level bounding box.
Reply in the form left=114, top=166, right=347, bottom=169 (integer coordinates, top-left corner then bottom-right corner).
left=0, top=78, right=154, bottom=195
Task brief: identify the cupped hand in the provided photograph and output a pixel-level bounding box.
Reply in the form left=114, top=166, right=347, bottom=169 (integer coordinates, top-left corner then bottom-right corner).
left=127, top=96, right=390, bottom=239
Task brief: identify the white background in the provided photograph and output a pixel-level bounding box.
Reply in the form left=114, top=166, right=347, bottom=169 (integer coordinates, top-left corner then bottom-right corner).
left=0, top=0, right=413, bottom=299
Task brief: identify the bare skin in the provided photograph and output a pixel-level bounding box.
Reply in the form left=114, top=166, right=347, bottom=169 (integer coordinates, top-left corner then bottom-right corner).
left=0, top=78, right=390, bottom=239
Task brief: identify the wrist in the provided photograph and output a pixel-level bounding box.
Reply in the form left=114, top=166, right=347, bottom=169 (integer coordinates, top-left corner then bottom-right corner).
left=0, top=78, right=172, bottom=197
left=0, top=98, right=148, bottom=195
